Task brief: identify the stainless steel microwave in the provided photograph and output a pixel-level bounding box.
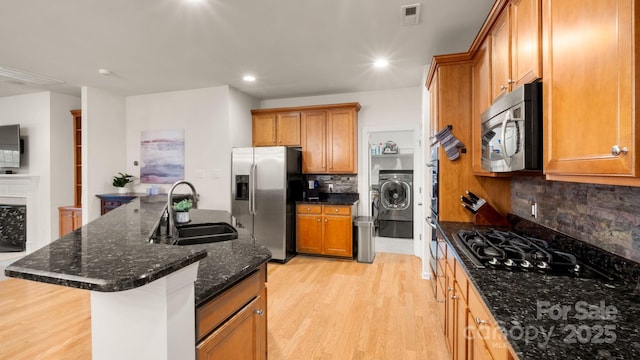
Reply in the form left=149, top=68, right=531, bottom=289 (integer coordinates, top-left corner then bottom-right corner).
left=481, top=81, right=542, bottom=172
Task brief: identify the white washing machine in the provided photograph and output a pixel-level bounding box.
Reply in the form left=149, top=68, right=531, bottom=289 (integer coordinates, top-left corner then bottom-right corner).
left=377, top=170, right=413, bottom=238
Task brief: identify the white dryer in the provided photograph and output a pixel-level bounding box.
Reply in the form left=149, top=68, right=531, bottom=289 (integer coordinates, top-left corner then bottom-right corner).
left=377, top=170, right=413, bottom=238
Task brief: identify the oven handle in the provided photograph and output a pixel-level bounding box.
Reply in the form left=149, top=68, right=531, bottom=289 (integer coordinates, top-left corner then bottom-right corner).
left=500, top=109, right=513, bottom=168
left=427, top=216, right=437, bottom=229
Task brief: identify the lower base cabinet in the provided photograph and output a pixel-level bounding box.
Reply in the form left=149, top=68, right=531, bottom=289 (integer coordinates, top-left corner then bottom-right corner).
left=296, top=204, right=353, bottom=258
left=437, top=237, right=515, bottom=360
left=58, top=206, right=82, bottom=237
left=196, top=264, right=267, bottom=360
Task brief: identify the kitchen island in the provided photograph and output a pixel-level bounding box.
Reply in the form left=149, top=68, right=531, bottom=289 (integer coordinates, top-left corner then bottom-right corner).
left=5, top=195, right=271, bottom=360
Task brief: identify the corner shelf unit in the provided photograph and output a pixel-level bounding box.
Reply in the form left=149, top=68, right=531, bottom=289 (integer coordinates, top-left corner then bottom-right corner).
left=71, top=110, right=82, bottom=207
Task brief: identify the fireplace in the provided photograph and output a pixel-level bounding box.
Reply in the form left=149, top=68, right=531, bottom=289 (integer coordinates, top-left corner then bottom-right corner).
left=0, top=175, right=39, bottom=254
left=0, top=204, right=26, bottom=252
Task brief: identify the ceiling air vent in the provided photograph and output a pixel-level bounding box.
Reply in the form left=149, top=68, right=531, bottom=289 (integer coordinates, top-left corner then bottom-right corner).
left=0, top=65, right=64, bottom=86
left=401, top=4, right=421, bottom=26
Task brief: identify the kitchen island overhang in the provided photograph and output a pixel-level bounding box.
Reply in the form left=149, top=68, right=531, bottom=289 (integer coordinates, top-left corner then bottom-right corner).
left=5, top=195, right=271, bottom=360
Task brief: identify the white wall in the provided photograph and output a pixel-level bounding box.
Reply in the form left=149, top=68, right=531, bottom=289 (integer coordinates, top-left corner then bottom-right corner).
left=126, top=86, right=255, bottom=211
left=0, top=91, right=80, bottom=248
left=83, top=87, right=127, bottom=222
left=229, top=87, right=259, bottom=148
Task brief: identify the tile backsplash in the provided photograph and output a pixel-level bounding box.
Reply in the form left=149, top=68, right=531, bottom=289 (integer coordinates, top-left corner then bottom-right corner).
left=304, top=174, right=358, bottom=193
left=512, top=176, right=640, bottom=263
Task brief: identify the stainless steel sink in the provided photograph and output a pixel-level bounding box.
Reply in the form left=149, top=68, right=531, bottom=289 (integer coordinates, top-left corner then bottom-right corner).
left=172, top=222, right=238, bottom=245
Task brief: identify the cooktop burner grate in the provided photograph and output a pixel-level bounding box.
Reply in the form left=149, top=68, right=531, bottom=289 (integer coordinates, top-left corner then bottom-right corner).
left=453, top=229, right=615, bottom=281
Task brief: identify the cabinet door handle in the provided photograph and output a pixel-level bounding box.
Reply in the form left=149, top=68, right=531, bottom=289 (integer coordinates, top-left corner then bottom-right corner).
left=324, top=218, right=328, bottom=223
left=335, top=208, right=339, bottom=212
left=450, top=295, right=459, bottom=300
left=500, top=84, right=508, bottom=90
left=475, top=317, right=487, bottom=325
left=317, top=219, right=321, bottom=222
left=255, top=309, right=264, bottom=316
left=306, top=208, right=311, bottom=212
left=611, top=145, right=628, bottom=156
left=507, top=79, right=515, bottom=84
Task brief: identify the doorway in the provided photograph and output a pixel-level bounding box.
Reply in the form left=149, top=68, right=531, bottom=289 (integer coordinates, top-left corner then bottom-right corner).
left=360, top=127, right=423, bottom=257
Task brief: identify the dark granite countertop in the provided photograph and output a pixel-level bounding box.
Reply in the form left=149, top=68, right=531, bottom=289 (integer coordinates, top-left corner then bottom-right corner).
left=298, top=199, right=359, bottom=205
left=438, top=221, right=640, bottom=360
left=5, top=195, right=271, bottom=307
left=298, top=192, right=360, bottom=205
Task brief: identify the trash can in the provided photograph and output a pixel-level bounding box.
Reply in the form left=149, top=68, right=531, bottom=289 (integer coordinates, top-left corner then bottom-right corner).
left=354, top=216, right=375, bottom=263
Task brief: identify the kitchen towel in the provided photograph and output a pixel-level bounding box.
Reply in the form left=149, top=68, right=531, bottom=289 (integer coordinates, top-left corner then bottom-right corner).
left=433, top=126, right=465, bottom=161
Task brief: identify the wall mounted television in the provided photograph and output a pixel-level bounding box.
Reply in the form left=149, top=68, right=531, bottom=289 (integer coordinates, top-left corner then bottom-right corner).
left=0, top=124, right=21, bottom=169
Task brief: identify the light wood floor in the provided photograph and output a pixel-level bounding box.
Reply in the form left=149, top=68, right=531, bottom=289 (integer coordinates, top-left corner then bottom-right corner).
left=0, top=277, right=91, bottom=359
left=266, top=253, right=448, bottom=360
left=0, top=253, right=448, bottom=359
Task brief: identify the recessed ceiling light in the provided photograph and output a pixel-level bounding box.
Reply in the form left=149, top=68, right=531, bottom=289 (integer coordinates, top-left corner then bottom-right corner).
left=243, top=75, right=256, bottom=82
left=374, top=59, right=389, bottom=68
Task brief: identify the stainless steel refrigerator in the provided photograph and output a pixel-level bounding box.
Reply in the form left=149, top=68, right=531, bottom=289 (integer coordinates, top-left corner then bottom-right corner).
left=231, top=146, right=303, bottom=262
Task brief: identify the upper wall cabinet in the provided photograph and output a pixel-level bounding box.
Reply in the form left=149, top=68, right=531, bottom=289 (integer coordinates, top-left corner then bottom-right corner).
left=543, top=0, right=639, bottom=185
left=301, top=104, right=360, bottom=174
left=490, top=0, right=541, bottom=102
left=251, top=111, right=301, bottom=147
left=511, top=0, right=541, bottom=86
left=428, top=56, right=511, bottom=222
left=253, top=103, right=360, bottom=174
left=471, top=38, right=493, bottom=176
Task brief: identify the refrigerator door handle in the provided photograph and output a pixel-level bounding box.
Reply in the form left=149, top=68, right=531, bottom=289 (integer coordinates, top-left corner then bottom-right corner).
left=250, top=163, right=257, bottom=215
left=248, top=164, right=254, bottom=215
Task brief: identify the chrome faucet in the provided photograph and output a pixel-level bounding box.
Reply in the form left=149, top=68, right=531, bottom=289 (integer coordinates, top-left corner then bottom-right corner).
left=167, top=180, right=199, bottom=238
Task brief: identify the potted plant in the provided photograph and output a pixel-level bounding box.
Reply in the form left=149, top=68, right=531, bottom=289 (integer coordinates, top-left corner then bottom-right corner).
left=112, top=172, right=133, bottom=193
left=173, top=198, right=193, bottom=223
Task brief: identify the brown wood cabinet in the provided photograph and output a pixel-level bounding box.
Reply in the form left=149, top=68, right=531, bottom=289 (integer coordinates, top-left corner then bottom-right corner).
left=301, top=105, right=359, bottom=174
left=251, top=111, right=301, bottom=147
left=542, top=0, right=640, bottom=186
left=296, top=204, right=353, bottom=258
left=438, top=241, right=515, bottom=360
left=196, top=264, right=267, bottom=360
left=510, top=0, right=541, bottom=87
left=58, top=206, right=82, bottom=237
left=490, top=0, right=541, bottom=102
left=491, top=7, right=512, bottom=101
left=428, top=56, right=511, bottom=222
left=252, top=103, right=360, bottom=174
left=471, top=38, right=495, bottom=176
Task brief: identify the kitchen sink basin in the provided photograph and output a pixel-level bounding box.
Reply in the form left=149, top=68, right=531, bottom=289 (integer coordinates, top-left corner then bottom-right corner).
left=172, top=222, right=238, bottom=245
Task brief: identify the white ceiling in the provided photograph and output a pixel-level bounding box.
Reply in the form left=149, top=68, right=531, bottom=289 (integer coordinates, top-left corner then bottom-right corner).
left=0, top=0, right=494, bottom=100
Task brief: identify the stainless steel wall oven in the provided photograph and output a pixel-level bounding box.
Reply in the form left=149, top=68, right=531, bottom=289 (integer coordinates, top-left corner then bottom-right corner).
left=427, top=144, right=440, bottom=296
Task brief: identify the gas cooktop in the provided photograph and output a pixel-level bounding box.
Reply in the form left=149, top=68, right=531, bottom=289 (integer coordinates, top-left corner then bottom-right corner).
left=454, top=229, right=615, bottom=281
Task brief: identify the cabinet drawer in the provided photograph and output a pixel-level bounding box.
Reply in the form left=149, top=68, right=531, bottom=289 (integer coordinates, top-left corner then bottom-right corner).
left=196, top=269, right=261, bottom=341
left=104, top=201, right=122, bottom=207
left=454, top=260, right=469, bottom=302
left=297, top=204, right=322, bottom=214
left=468, top=284, right=510, bottom=360
left=323, top=205, right=351, bottom=215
